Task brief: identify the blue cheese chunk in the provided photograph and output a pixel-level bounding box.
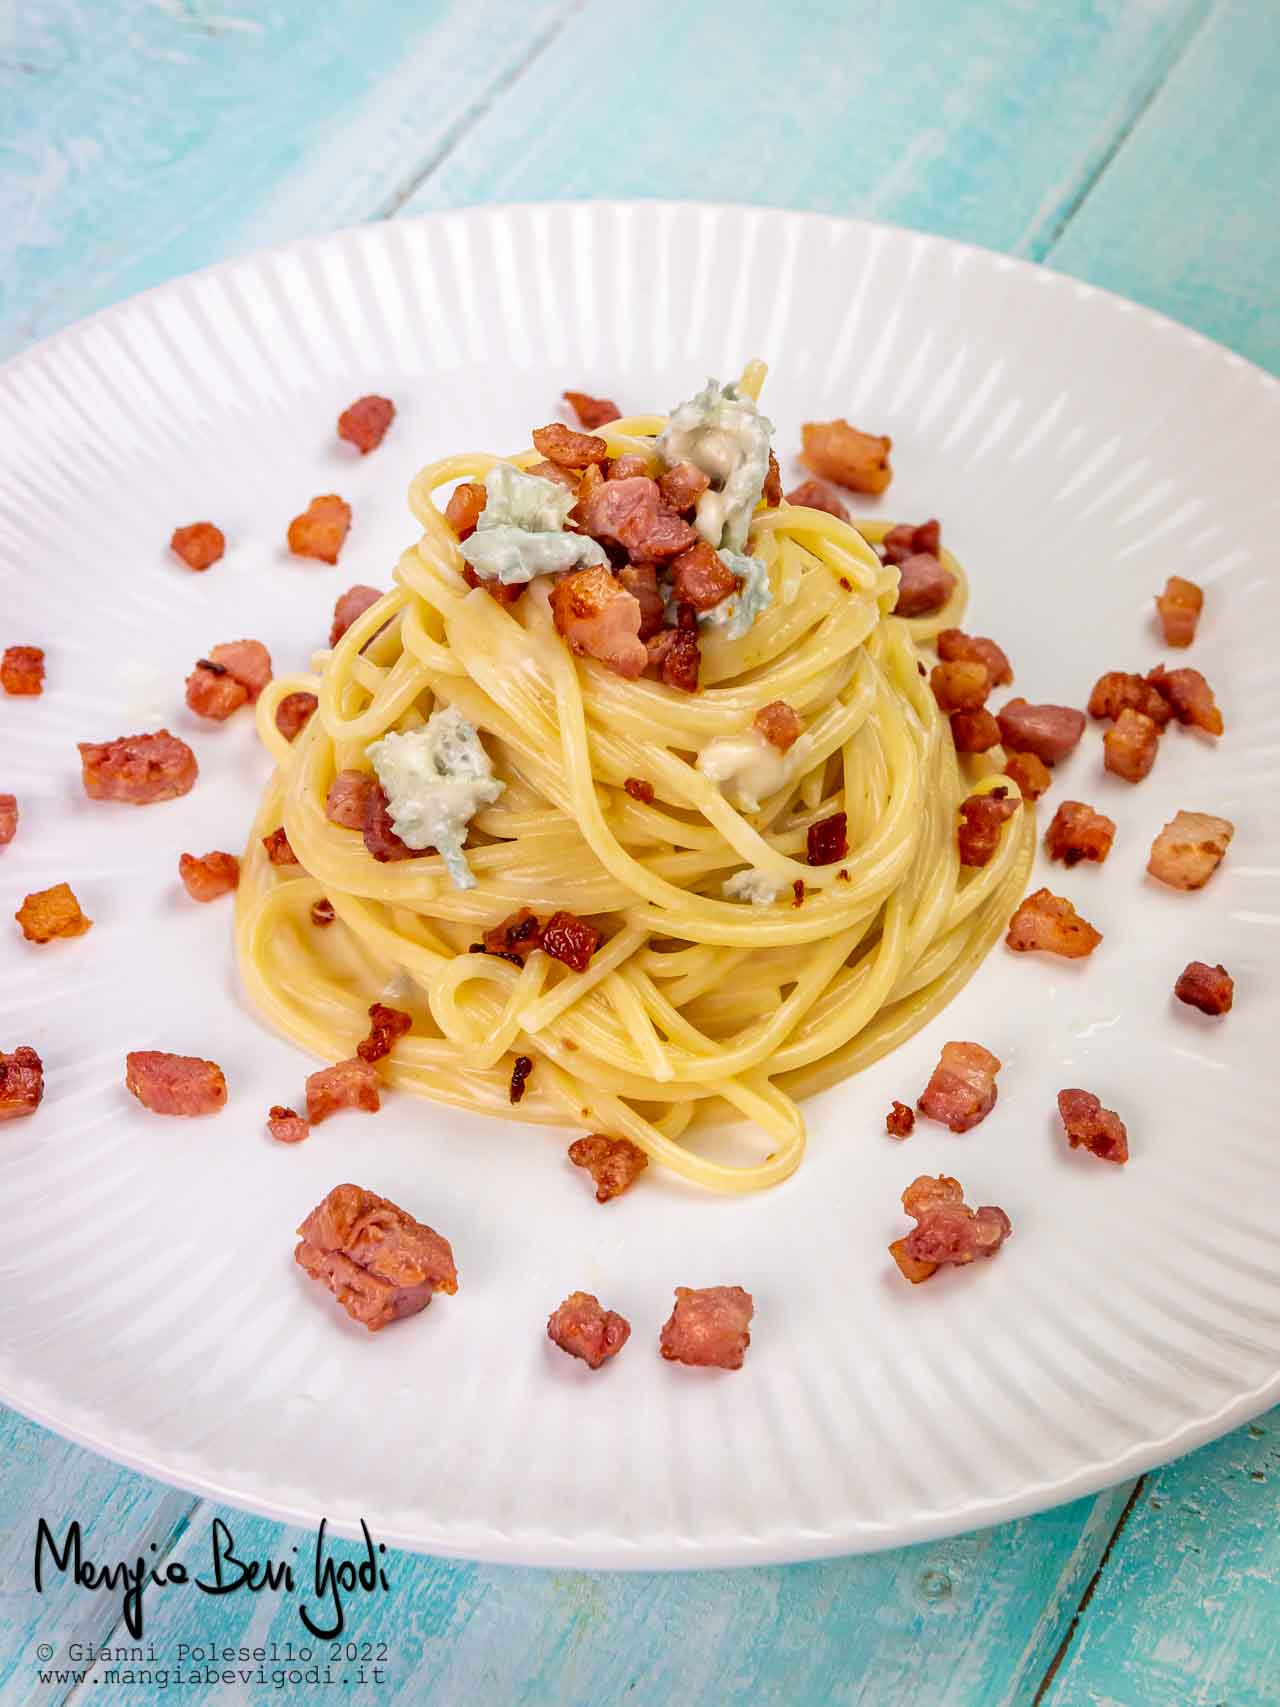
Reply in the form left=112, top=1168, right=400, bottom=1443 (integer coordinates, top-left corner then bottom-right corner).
left=367, top=707, right=504, bottom=889
left=458, top=462, right=607, bottom=585
left=658, top=378, right=774, bottom=554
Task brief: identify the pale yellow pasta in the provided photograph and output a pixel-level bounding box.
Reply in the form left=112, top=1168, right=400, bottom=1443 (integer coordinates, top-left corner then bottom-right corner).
left=237, top=365, right=1033, bottom=1193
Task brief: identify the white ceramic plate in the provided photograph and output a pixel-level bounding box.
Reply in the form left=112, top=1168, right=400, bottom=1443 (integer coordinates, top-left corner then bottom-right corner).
left=1, top=203, right=1277, bottom=1567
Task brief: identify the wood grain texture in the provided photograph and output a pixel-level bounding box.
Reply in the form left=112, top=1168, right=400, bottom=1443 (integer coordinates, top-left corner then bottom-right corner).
left=1047, top=0, right=1280, bottom=371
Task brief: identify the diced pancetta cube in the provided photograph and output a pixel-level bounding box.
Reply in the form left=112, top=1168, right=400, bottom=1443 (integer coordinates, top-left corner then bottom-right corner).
left=996, top=699, right=1085, bottom=765
left=563, top=390, right=621, bottom=429
left=207, top=638, right=272, bottom=701
left=362, top=782, right=421, bottom=862
left=670, top=540, right=737, bottom=611
left=288, top=494, right=352, bottom=563
left=1006, top=887, right=1102, bottom=957
left=885, top=1100, right=915, bottom=1138
left=268, top=1104, right=310, bottom=1144
left=550, top=565, right=648, bottom=679
left=659, top=460, right=711, bottom=513
left=356, top=1002, right=413, bottom=1065
left=481, top=907, right=544, bottom=962
left=15, top=882, right=92, bottom=943
left=800, top=419, right=893, bottom=494
left=1174, top=961, right=1233, bottom=1015
left=1103, top=707, right=1159, bottom=782
left=445, top=482, right=486, bottom=541
left=567, top=1133, right=649, bottom=1202
left=325, top=769, right=374, bottom=830
left=275, top=691, right=318, bottom=741
left=616, top=563, right=666, bottom=640
left=170, top=521, right=225, bottom=570
left=881, top=520, right=940, bottom=564
left=893, top=554, right=955, bottom=617
left=891, top=1173, right=1012, bottom=1282
left=644, top=613, right=700, bottom=692
left=950, top=708, right=1001, bottom=753
left=330, top=585, right=382, bottom=646
left=1146, top=665, right=1223, bottom=736
left=784, top=479, right=850, bottom=520
left=0, top=1046, right=44, bottom=1120
left=305, top=1058, right=381, bottom=1123
left=1087, top=670, right=1171, bottom=727
left=547, top=1291, right=631, bottom=1368
left=1044, top=800, right=1115, bottom=866
left=807, top=811, right=849, bottom=865
left=607, top=455, right=650, bottom=481
left=0, top=794, right=17, bottom=846
left=931, top=660, right=990, bottom=713
left=659, top=1285, right=754, bottom=1369
left=1, top=646, right=44, bottom=696
left=578, top=475, right=697, bottom=561
left=917, top=1041, right=1002, bottom=1132
left=185, top=659, right=248, bottom=721
left=178, top=850, right=240, bottom=901
left=1147, top=810, right=1233, bottom=891
left=295, top=1182, right=457, bottom=1332
left=1004, top=750, right=1052, bottom=800
left=337, top=394, right=395, bottom=454
left=937, top=628, right=1013, bottom=687
left=541, top=910, right=602, bottom=972
left=1155, top=575, right=1203, bottom=648
left=957, top=790, right=1018, bottom=866
left=1057, top=1088, right=1128, bottom=1165
left=125, top=1050, right=227, bottom=1116
left=754, top=700, right=803, bottom=751
left=262, top=826, right=299, bottom=865
left=532, top=421, right=609, bottom=468
left=624, top=776, right=655, bottom=803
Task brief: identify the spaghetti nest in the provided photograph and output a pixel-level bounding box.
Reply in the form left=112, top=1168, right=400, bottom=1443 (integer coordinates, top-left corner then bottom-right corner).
left=238, top=372, right=1034, bottom=1193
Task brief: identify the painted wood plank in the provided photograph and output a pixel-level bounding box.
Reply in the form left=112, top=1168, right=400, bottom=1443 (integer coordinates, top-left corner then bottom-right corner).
left=27, top=1479, right=1132, bottom=1706
left=399, top=0, right=1205, bottom=263
left=1046, top=0, right=1280, bottom=372
left=1043, top=1408, right=1280, bottom=1707
left=0, top=0, right=581, bottom=361
left=0, top=1409, right=195, bottom=1704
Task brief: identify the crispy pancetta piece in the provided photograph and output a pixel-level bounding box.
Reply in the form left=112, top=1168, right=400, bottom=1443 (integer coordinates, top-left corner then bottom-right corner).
left=275, top=691, right=318, bottom=742
left=325, top=769, right=373, bottom=830
left=950, top=708, right=1001, bottom=753
left=262, top=826, right=299, bottom=865
left=659, top=460, right=711, bottom=514
left=268, top=1104, right=310, bottom=1144
left=578, top=474, right=697, bottom=561
left=0, top=794, right=18, bottom=846
left=931, top=660, right=990, bottom=714
left=305, top=1058, right=381, bottom=1124
left=886, top=1100, right=915, bottom=1138
left=287, top=494, right=352, bottom=564
left=762, top=450, right=783, bottom=507
left=807, top=811, right=849, bottom=865
left=532, top=421, right=609, bottom=468
left=178, top=850, right=240, bottom=901
left=209, top=638, right=272, bottom=700
left=1057, top=1088, right=1128, bottom=1165
left=295, top=1182, right=457, bottom=1332
left=362, top=782, right=420, bottom=862
left=310, top=897, right=336, bottom=927
left=1103, top=707, right=1160, bottom=783
left=551, top=565, right=648, bottom=679
left=670, top=539, right=737, bottom=611
left=185, top=658, right=247, bottom=721
left=1004, top=750, right=1052, bottom=800
left=996, top=699, right=1085, bottom=765
left=0, top=1046, right=44, bottom=1120
left=1147, top=810, right=1233, bottom=891
left=893, top=554, right=956, bottom=618
left=547, top=1292, right=631, bottom=1368
left=644, top=607, right=701, bottom=692
left=1086, top=670, right=1171, bottom=727
left=881, top=520, right=940, bottom=564
left=541, top=910, right=602, bottom=972
left=170, top=521, right=225, bottom=570
left=1006, top=887, right=1102, bottom=958
left=659, top=1285, right=754, bottom=1370
left=754, top=700, right=803, bottom=751
left=1155, top=575, right=1203, bottom=648
left=357, top=1002, right=412, bottom=1065
left=445, top=481, right=486, bottom=541
left=1174, top=961, right=1233, bottom=1015
left=1147, top=665, right=1223, bottom=736
left=330, top=584, right=382, bottom=646
left=937, top=628, right=1013, bottom=688
left=800, top=419, right=893, bottom=494
left=784, top=478, right=849, bottom=520
left=1, top=646, right=44, bottom=696
left=624, top=776, right=655, bottom=804
left=615, top=563, right=666, bottom=640
left=890, top=1174, right=1012, bottom=1283
left=15, top=882, right=92, bottom=943
left=337, top=394, right=395, bottom=454
left=957, top=790, right=1018, bottom=867
left=563, top=390, right=621, bottom=430
left=568, top=1133, right=648, bottom=1202
left=125, top=1050, right=227, bottom=1116
left=917, top=1041, right=1002, bottom=1132
left=1045, top=800, right=1116, bottom=867
left=481, top=907, right=544, bottom=962
left=607, top=455, right=650, bottom=482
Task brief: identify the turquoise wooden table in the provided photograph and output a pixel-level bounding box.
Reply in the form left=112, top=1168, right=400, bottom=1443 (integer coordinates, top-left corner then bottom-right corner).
left=2, top=2, right=1277, bottom=1702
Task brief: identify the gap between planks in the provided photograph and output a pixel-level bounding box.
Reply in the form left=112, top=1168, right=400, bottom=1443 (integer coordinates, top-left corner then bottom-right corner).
left=1032, top=1475, right=1148, bottom=1705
